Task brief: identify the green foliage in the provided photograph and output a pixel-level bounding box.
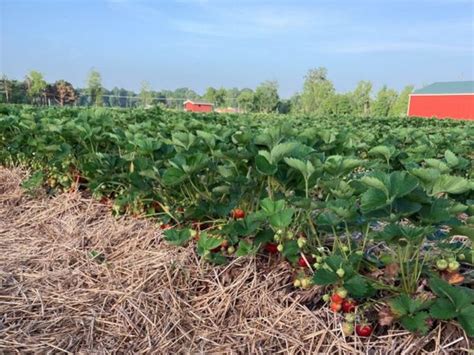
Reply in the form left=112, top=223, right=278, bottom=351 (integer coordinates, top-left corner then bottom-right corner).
left=389, top=294, right=432, bottom=334
left=301, top=67, right=335, bottom=115
left=372, top=85, right=398, bottom=117
left=139, top=81, right=153, bottom=107
left=1, top=104, right=473, bottom=337
left=21, top=171, right=44, bottom=193
left=312, top=254, right=373, bottom=298
left=163, top=228, right=192, bottom=246
left=390, top=85, right=413, bottom=117
left=429, top=277, right=474, bottom=336
left=86, top=69, right=103, bottom=106
left=254, top=80, right=280, bottom=113
left=26, top=70, right=46, bottom=100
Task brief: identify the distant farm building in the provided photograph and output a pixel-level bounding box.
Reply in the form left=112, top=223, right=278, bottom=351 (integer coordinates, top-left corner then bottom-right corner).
left=408, top=81, right=474, bottom=120
left=183, top=100, right=213, bottom=113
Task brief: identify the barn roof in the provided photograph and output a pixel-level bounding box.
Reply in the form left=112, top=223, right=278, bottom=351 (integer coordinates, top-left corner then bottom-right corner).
left=183, top=100, right=214, bottom=105
left=412, top=81, right=474, bottom=95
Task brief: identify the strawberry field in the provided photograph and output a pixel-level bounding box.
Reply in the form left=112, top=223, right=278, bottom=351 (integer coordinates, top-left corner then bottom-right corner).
left=1, top=104, right=474, bottom=342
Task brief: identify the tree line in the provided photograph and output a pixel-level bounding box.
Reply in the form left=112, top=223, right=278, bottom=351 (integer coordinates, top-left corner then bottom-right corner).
left=0, top=67, right=413, bottom=116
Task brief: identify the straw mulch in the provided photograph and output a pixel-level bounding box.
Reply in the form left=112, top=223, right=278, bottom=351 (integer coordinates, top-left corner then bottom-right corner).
left=0, top=167, right=471, bottom=354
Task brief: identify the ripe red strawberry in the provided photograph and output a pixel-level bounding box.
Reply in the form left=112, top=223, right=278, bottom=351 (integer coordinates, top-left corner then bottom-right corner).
left=342, top=299, right=357, bottom=313
left=298, top=256, right=312, bottom=268
left=330, top=302, right=342, bottom=312
left=331, top=293, right=344, bottom=304
left=264, top=243, right=279, bottom=254
left=355, top=324, right=373, bottom=337
left=232, top=208, right=246, bottom=219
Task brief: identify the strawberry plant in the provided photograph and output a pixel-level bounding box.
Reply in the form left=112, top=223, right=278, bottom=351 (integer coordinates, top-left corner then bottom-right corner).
left=1, top=104, right=473, bottom=339
left=428, top=277, right=474, bottom=337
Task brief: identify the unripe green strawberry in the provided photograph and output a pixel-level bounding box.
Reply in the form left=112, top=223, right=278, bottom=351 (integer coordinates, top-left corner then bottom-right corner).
left=341, top=246, right=349, bottom=253
left=301, top=278, right=311, bottom=289
left=458, top=253, right=465, bottom=261
left=313, top=262, right=321, bottom=269
left=436, top=259, right=448, bottom=270
left=273, top=235, right=281, bottom=242
left=336, top=268, right=345, bottom=278
left=277, top=229, right=283, bottom=235
left=322, top=294, right=330, bottom=302
left=287, top=231, right=294, bottom=239
left=336, top=287, right=348, bottom=299
left=277, top=244, right=284, bottom=252
left=448, top=260, right=460, bottom=272
left=316, top=256, right=323, bottom=263
left=227, top=246, right=235, bottom=254
left=345, top=313, right=355, bottom=323
left=297, top=237, right=307, bottom=248
left=293, top=279, right=301, bottom=287
left=342, top=322, right=354, bottom=336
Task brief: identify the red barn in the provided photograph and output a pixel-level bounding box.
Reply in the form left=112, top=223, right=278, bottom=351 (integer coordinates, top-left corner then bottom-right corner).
left=408, top=81, right=474, bottom=120
left=183, top=100, right=214, bottom=113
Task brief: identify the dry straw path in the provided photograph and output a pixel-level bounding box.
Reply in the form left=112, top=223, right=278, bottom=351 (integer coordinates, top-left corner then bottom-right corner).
left=0, top=167, right=471, bottom=354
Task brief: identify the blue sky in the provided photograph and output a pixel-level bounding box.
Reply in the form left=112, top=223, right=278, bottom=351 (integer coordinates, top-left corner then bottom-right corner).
left=1, top=0, right=473, bottom=97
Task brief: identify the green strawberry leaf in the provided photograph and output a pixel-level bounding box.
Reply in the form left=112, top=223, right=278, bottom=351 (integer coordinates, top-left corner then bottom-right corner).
left=400, top=312, right=430, bottom=335
left=197, top=232, right=222, bottom=251
left=256, top=154, right=277, bottom=175
left=269, top=208, right=294, bottom=228
left=313, top=268, right=339, bottom=285
left=344, top=275, right=369, bottom=298
left=163, top=228, right=192, bottom=246
left=236, top=240, right=256, bottom=257
left=361, top=188, right=388, bottom=213
left=432, top=175, right=471, bottom=195
left=458, top=305, right=474, bottom=337
left=162, top=167, right=187, bottom=186
left=282, top=240, right=300, bottom=263
left=430, top=298, right=458, bottom=320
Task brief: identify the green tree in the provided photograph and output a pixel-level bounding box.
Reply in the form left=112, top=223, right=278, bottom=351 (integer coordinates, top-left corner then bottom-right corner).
left=372, top=86, right=398, bottom=117
left=254, top=80, right=279, bottom=113
left=25, top=70, right=46, bottom=104
left=225, top=87, right=240, bottom=107
left=214, top=88, right=227, bottom=107
left=139, top=81, right=153, bottom=107
left=0, top=75, right=11, bottom=103
left=277, top=99, right=292, bottom=114
left=326, top=94, right=353, bottom=116
left=351, top=81, right=372, bottom=116
left=391, top=85, right=414, bottom=117
left=289, top=93, right=303, bottom=113
left=237, top=89, right=255, bottom=112
left=204, top=87, right=217, bottom=103
left=174, top=87, right=199, bottom=100
left=301, top=67, right=335, bottom=115
left=86, top=69, right=103, bottom=106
